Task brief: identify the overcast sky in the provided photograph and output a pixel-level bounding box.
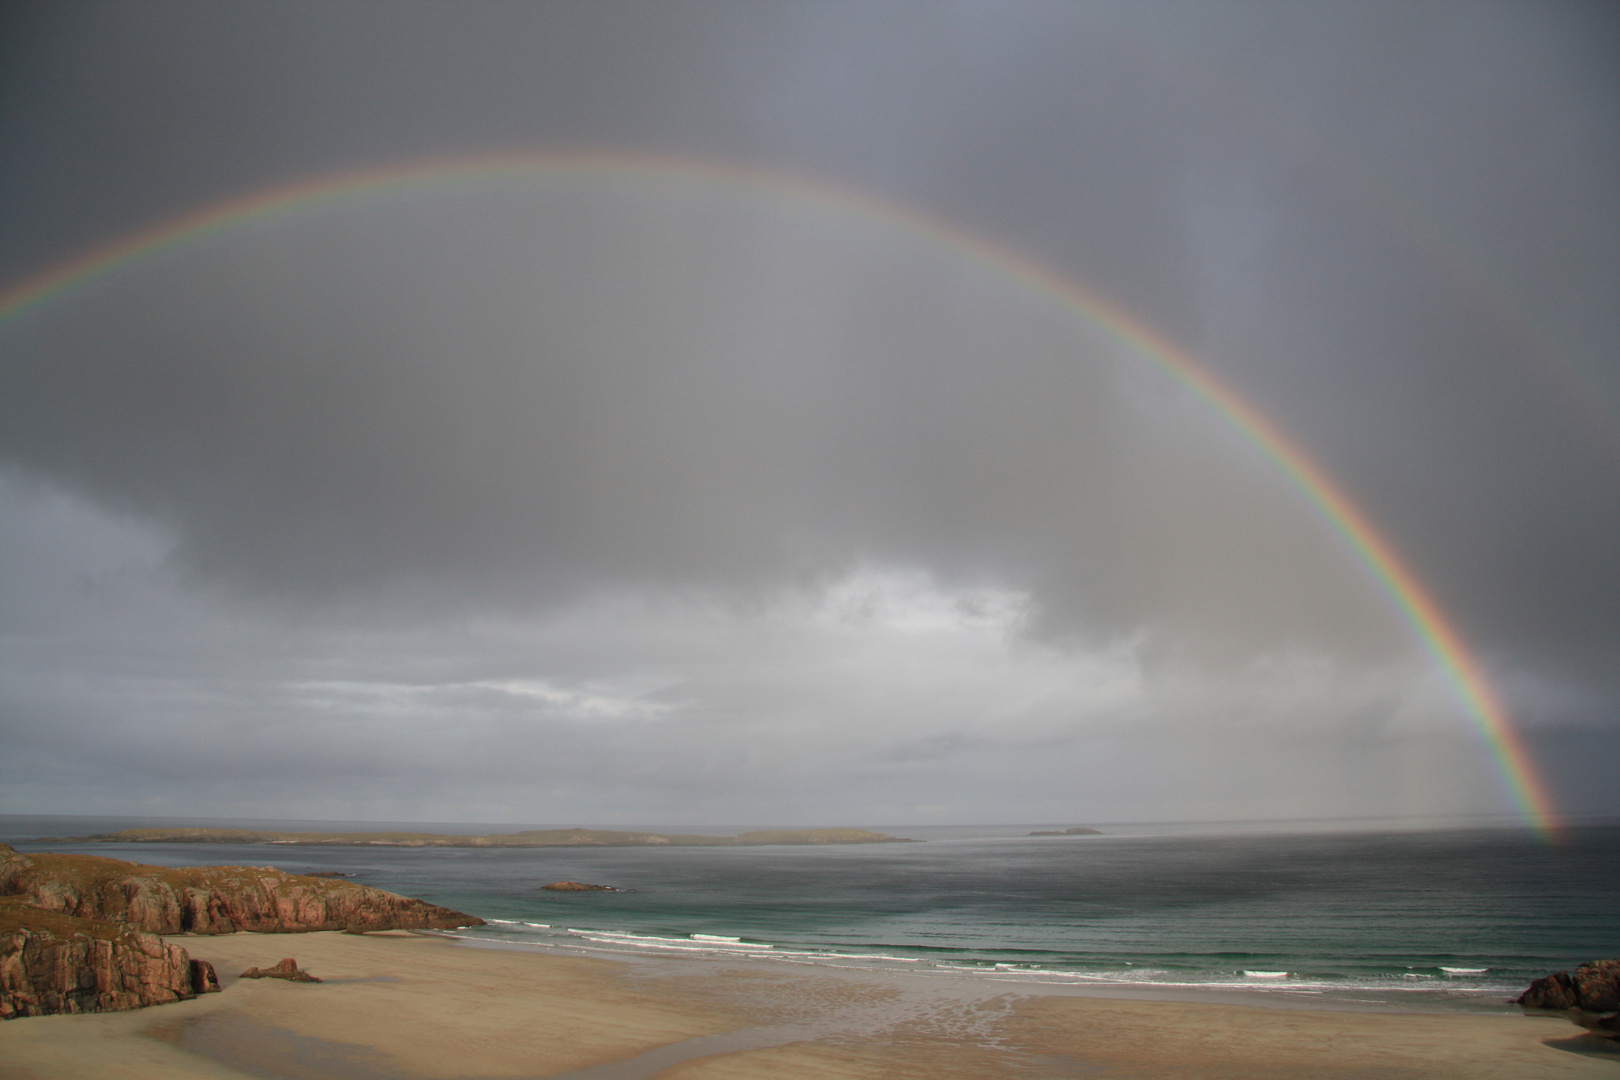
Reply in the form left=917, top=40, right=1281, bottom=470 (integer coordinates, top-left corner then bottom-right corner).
left=1, top=1, right=1616, bottom=828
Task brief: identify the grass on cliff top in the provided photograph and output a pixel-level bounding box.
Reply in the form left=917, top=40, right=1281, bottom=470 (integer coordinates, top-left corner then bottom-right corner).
left=0, top=895, right=138, bottom=941
left=5, top=847, right=368, bottom=900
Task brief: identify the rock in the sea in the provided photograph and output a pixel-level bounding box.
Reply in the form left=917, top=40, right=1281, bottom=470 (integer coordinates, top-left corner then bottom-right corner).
left=0, top=898, right=219, bottom=1019
left=1, top=843, right=482, bottom=934
left=541, top=881, right=618, bottom=892
left=239, top=957, right=320, bottom=983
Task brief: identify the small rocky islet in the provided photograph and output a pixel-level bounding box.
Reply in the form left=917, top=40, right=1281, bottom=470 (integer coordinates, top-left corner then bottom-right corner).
left=541, top=881, right=621, bottom=892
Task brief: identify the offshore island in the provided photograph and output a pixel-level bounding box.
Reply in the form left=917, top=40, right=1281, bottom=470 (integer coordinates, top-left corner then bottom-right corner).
left=39, top=826, right=913, bottom=847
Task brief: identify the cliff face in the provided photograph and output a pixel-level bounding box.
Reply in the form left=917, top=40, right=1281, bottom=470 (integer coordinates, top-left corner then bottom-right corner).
left=1, top=844, right=481, bottom=934
left=1, top=842, right=481, bottom=1020
left=0, top=897, right=218, bottom=1019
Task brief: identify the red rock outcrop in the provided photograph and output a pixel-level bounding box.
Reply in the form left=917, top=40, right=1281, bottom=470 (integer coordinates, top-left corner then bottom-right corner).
left=239, top=957, right=320, bottom=982
left=1519, top=960, right=1620, bottom=1038
left=0, top=842, right=480, bottom=1020
left=1573, top=959, right=1620, bottom=1013
left=1, top=844, right=481, bottom=934
left=0, top=897, right=218, bottom=1019
left=1519, top=960, right=1620, bottom=1013
left=1519, top=970, right=1579, bottom=1010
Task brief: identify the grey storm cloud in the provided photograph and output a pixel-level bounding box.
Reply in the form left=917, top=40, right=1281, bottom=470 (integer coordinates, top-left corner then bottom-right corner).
left=0, top=1, right=1616, bottom=826
left=1, top=181, right=1387, bottom=640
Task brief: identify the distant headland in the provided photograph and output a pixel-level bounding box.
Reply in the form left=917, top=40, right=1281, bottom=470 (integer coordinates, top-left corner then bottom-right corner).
left=1027, top=827, right=1102, bottom=836
left=37, top=826, right=915, bottom=848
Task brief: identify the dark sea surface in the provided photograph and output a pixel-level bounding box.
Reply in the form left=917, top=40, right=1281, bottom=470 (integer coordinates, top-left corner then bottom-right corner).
left=6, top=816, right=1617, bottom=1012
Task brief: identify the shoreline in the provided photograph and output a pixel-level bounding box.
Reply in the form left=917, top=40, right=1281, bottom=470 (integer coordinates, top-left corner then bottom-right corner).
left=1, top=931, right=1615, bottom=1079
left=442, top=929, right=1521, bottom=1015
left=431, top=924, right=1544, bottom=1017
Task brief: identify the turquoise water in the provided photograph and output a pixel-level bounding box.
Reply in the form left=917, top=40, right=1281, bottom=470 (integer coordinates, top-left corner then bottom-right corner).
left=7, top=817, right=1617, bottom=1010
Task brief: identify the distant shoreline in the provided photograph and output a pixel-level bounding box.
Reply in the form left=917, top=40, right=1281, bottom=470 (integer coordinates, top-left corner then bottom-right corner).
left=35, top=826, right=917, bottom=848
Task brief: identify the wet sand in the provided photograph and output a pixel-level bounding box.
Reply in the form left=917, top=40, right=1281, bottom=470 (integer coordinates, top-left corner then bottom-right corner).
left=0, top=930, right=1614, bottom=1079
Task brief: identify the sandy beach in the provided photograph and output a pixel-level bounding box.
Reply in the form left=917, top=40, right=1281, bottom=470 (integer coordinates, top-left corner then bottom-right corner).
left=1, top=931, right=1615, bottom=1079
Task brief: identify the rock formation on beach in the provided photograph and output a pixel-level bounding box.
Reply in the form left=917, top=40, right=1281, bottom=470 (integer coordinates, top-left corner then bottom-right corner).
left=0, top=842, right=480, bottom=1019
left=239, top=957, right=320, bottom=982
left=0, top=896, right=218, bottom=1018
left=1518, top=959, right=1620, bottom=1037
left=1, top=844, right=482, bottom=935
left=44, top=825, right=914, bottom=848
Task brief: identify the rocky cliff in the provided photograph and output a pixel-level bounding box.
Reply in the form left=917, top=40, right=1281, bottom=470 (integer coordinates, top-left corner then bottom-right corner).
left=1, top=841, right=482, bottom=1020
left=1, top=844, right=482, bottom=934
left=0, top=896, right=218, bottom=1019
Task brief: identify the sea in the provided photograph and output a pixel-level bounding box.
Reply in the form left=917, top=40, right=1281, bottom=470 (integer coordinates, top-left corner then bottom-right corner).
left=5, top=815, right=1618, bottom=1014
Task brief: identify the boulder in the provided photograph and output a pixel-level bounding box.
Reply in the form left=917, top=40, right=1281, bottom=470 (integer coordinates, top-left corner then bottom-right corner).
left=191, top=958, right=220, bottom=994
left=1518, top=970, right=1579, bottom=1010
left=1518, top=960, right=1620, bottom=1013
left=1518, top=959, right=1620, bottom=1038
left=1573, top=959, right=1620, bottom=1013
left=239, top=957, right=320, bottom=983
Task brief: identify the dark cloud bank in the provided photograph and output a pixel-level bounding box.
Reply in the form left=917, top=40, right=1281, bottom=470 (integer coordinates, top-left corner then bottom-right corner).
left=1, top=1, right=1616, bottom=826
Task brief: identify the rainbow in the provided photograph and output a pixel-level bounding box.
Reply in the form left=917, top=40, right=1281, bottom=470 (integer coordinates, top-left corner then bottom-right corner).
left=0, top=150, right=1562, bottom=839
